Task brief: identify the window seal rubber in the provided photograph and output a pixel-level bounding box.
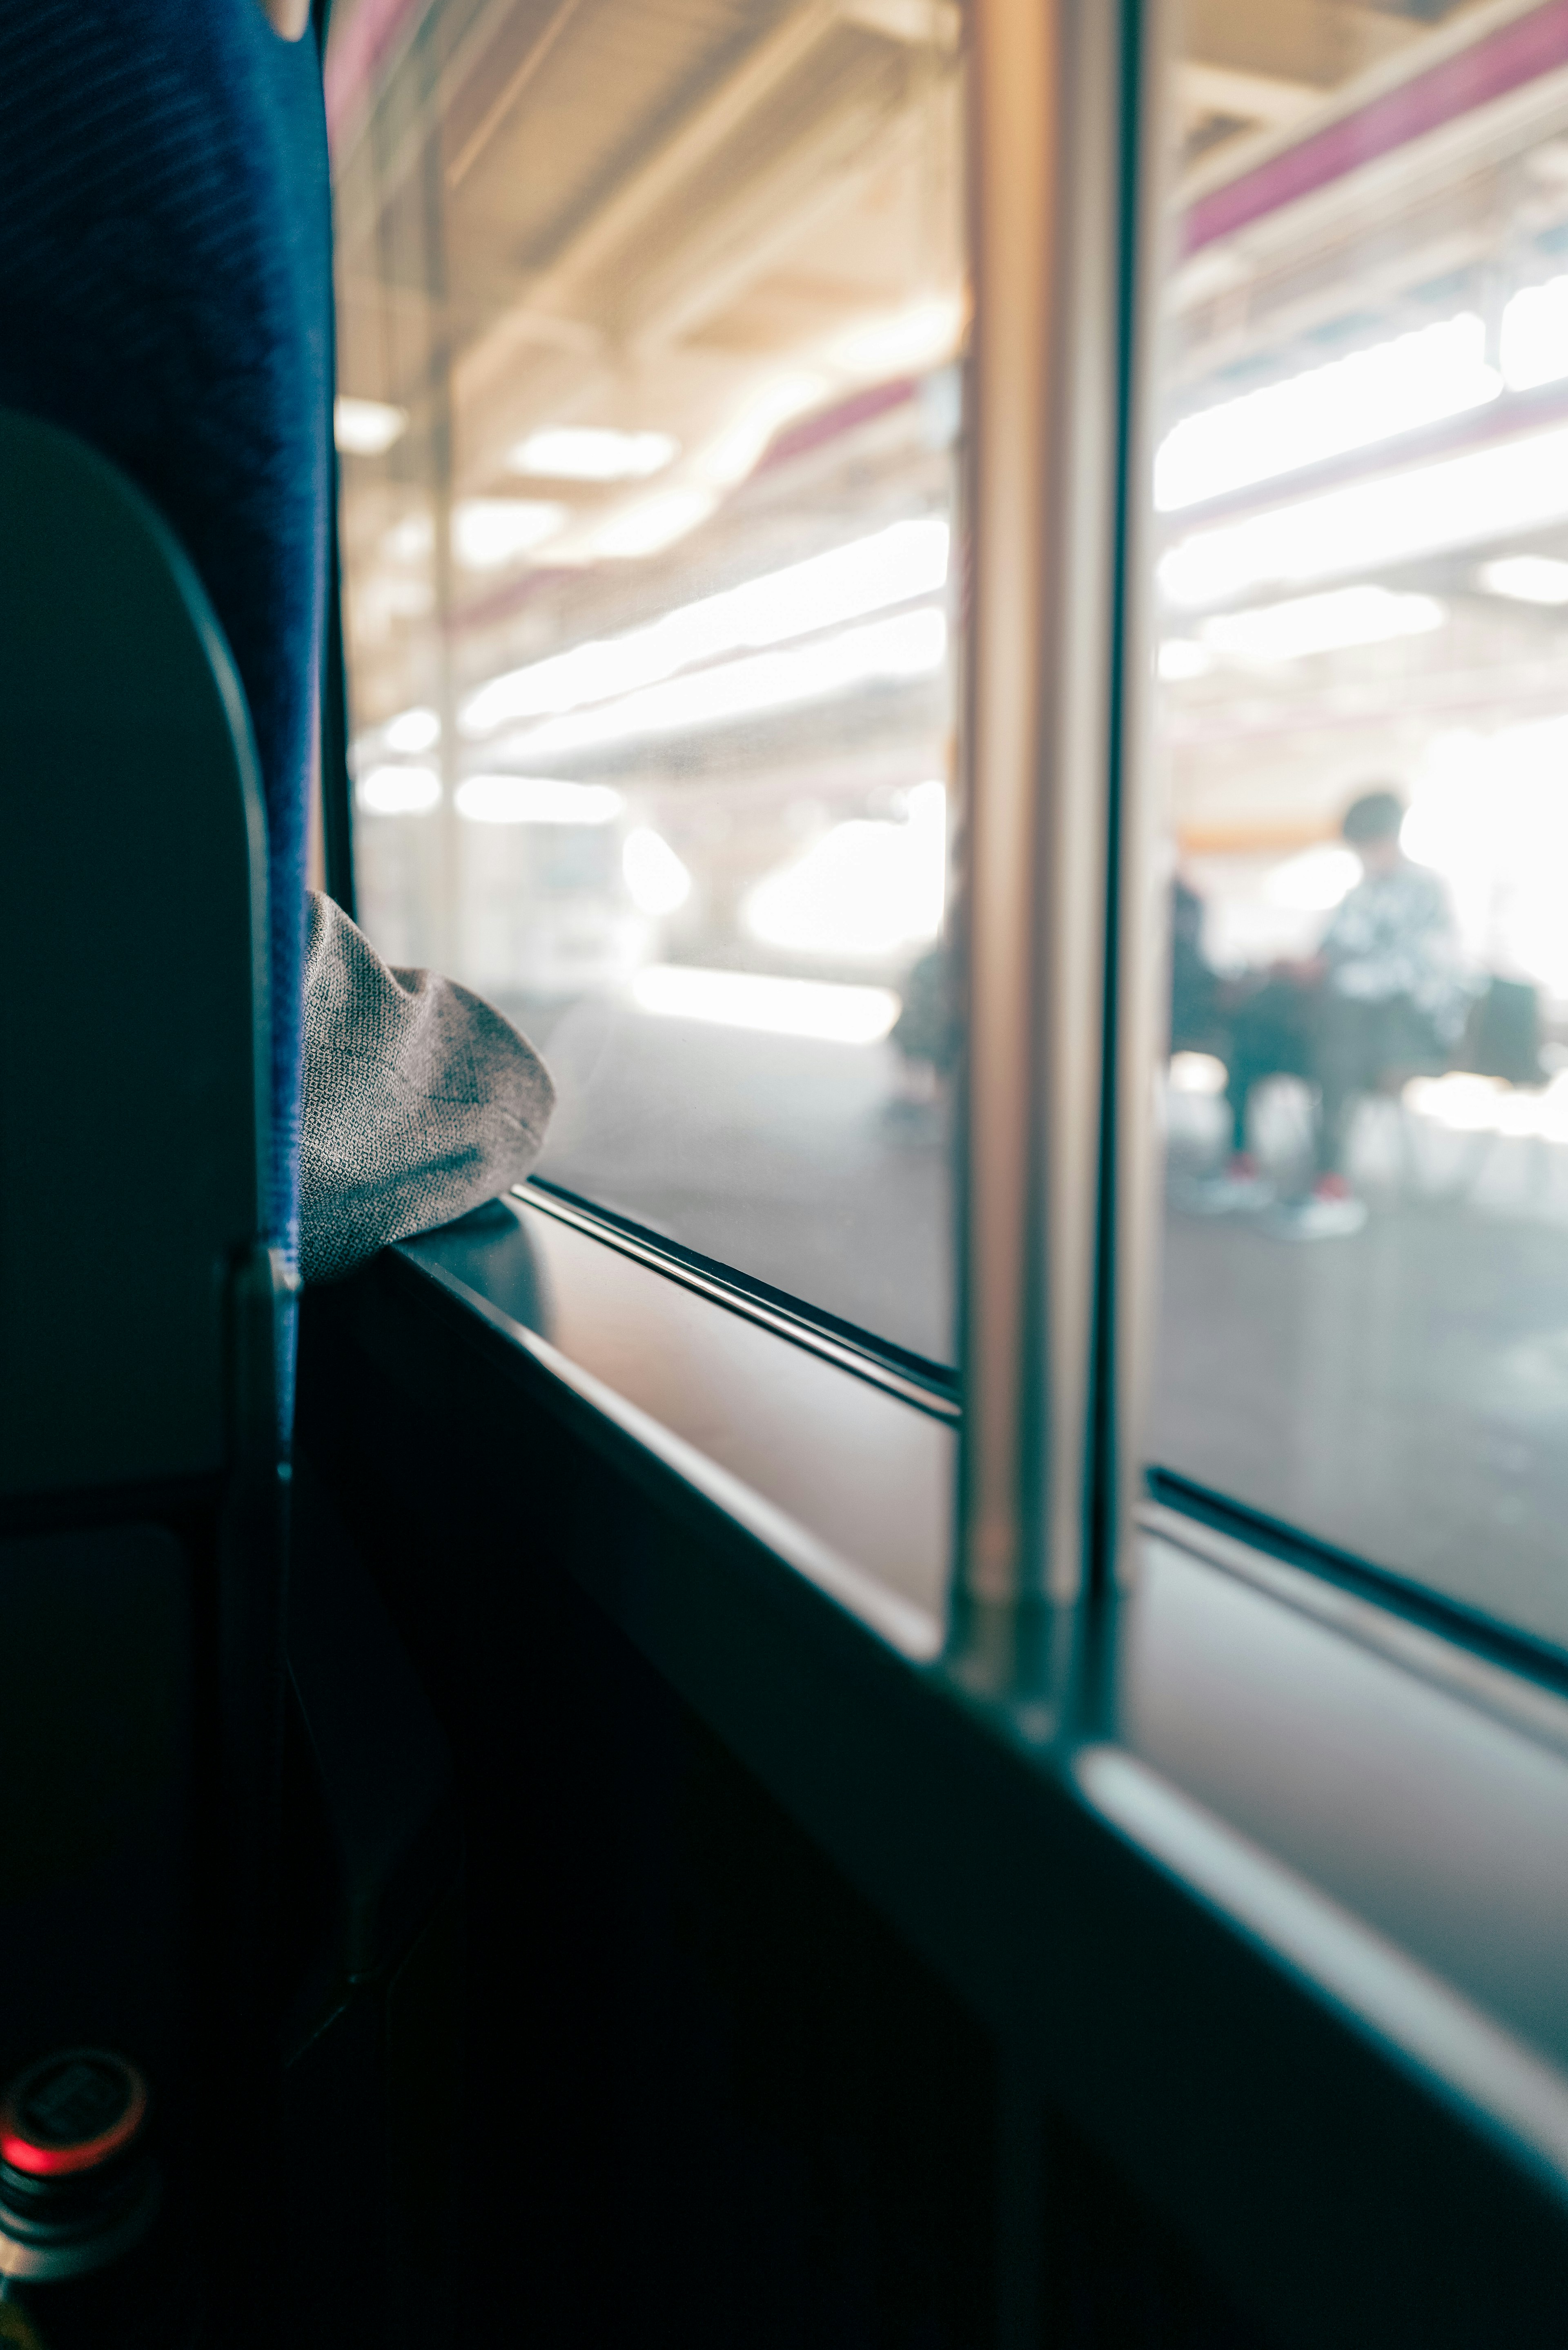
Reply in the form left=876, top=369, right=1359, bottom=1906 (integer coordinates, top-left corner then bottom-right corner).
left=1145, top=1465, right=1568, bottom=1711
left=518, top=1177, right=960, bottom=1423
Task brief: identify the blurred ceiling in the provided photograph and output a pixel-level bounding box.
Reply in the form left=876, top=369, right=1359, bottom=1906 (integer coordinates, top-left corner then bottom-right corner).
left=334, top=0, right=962, bottom=502
left=1176, top=0, right=1486, bottom=168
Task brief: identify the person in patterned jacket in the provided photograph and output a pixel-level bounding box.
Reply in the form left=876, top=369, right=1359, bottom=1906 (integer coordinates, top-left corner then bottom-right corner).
left=1198, top=788, right=1472, bottom=1240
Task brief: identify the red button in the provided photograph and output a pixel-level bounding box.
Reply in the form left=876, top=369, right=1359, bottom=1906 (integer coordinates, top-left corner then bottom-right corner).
left=0, top=2052, right=149, bottom=2179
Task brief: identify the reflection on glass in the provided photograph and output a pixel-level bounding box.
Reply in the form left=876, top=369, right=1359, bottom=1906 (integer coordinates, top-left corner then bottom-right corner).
left=1150, top=0, right=1568, bottom=1648
left=326, top=0, right=965, bottom=1365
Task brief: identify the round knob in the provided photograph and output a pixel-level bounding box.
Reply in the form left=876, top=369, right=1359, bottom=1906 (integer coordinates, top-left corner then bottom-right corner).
left=0, top=2053, right=148, bottom=2181
left=0, top=2054, right=158, bottom=2285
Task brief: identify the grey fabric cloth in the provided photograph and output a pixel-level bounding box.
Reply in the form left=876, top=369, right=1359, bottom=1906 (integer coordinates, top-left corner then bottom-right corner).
left=298, top=890, right=555, bottom=1285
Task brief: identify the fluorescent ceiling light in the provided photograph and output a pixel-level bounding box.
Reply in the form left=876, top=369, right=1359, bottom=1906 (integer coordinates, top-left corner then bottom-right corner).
left=1158, top=275, right=1568, bottom=519
left=586, top=488, right=716, bottom=559
left=1169, top=1052, right=1227, bottom=1095
left=501, top=606, right=946, bottom=763
left=1500, top=272, right=1568, bottom=391
left=461, top=518, right=949, bottom=736
left=454, top=498, right=567, bottom=569
left=623, top=828, right=693, bottom=916
left=355, top=573, right=432, bottom=625
left=742, top=780, right=946, bottom=959
left=828, top=294, right=965, bottom=381
left=630, top=965, right=899, bottom=1044
left=1198, top=584, right=1443, bottom=661
left=1156, top=315, right=1500, bottom=514
left=454, top=775, right=621, bottom=825
left=335, top=397, right=408, bottom=456
left=1263, top=844, right=1362, bottom=912
left=357, top=765, right=440, bottom=815
left=1477, top=554, right=1568, bottom=604
left=843, top=0, right=960, bottom=47
left=1158, top=639, right=1215, bottom=681
left=696, top=373, right=830, bottom=488
left=1160, top=422, right=1568, bottom=610
left=383, top=513, right=433, bottom=562
left=1405, top=1070, right=1568, bottom=1143
left=383, top=706, right=440, bottom=754
left=510, top=427, right=679, bottom=482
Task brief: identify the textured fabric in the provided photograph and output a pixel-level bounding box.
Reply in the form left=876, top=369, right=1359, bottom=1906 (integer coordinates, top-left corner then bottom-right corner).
left=0, top=1, right=330, bottom=1269
left=1319, top=858, right=1472, bottom=1042
left=299, top=894, right=556, bottom=1286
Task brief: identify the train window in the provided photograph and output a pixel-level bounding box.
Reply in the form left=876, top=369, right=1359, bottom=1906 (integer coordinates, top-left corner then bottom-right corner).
left=326, top=0, right=965, bottom=1368
left=1147, top=0, right=1568, bottom=1652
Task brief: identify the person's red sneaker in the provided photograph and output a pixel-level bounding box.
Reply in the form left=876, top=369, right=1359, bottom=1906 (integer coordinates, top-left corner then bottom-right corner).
left=1182, top=1151, right=1274, bottom=1214
left=1269, top=1171, right=1368, bottom=1238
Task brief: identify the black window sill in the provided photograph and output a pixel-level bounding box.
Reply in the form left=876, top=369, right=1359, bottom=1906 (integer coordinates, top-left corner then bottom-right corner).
left=400, top=1184, right=953, bottom=1655
left=380, top=1184, right=1568, bottom=2342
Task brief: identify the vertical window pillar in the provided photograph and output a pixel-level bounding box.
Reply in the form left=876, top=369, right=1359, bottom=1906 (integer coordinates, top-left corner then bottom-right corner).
left=955, top=0, right=1155, bottom=1655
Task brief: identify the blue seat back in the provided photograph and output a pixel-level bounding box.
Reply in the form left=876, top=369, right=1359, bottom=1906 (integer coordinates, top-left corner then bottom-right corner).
left=0, top=0, right=331, bottom=1275
left=0, top=413, right=270, bottom=1493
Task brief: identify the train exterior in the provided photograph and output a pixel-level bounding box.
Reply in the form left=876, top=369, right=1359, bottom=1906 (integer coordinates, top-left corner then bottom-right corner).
left=4, top=0, right=1568, bottom=2342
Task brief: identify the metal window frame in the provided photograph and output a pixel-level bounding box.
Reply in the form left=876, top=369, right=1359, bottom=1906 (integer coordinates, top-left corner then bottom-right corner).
left=953, top=0, right=1164, bottom=1643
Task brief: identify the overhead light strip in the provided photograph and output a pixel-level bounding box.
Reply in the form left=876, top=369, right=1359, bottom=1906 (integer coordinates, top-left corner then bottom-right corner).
left=488, top=605, right=947, bottom=763
left=1160, top=419, right=1568, bottom=610
left=630, top=965, right=900, bottom=1045
left=460, top=517, right=949, bottom=737
left=1158, top=275, right=1568, bottom=517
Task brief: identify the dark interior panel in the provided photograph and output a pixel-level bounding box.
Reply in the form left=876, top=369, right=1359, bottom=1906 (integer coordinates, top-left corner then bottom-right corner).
left=296, top=1269, right=1278, bottom=2348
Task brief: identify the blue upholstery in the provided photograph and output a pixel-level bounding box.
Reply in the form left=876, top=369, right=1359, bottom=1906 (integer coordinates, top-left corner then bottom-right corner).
left=0, top=0, right=330, bottom=1273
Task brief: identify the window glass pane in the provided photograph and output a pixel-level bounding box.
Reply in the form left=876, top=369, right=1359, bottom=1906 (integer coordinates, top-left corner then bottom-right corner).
left=327, top=0, right=965, bottom=1367
left=1149, top=0, right=1568, bottom=1648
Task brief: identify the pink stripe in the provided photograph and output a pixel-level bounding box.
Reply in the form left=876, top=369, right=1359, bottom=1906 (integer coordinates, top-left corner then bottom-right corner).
left=1168, top=376, right=1568, bottom=530
left=758, top=377, right=918, bottom=473
left=448, top=380, right=924, bottom=635
left=324, top=0, right=431, bottom=143
left=449, top=564, right=577, bottom=635
left=1186, top=0, right=1568, bottom=253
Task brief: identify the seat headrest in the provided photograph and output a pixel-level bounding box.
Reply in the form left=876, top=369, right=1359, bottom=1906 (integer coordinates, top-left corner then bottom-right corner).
left=0, top=0, right=332, bottom=1269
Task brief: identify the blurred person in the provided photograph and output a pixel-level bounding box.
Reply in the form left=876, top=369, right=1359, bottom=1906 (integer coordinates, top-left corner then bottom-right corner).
left=888, top=942, right=957, bottom=1124
left=1169, top=873, right=1224, bottom=1056
left=1194, top=788, right=1470, bottom=1239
